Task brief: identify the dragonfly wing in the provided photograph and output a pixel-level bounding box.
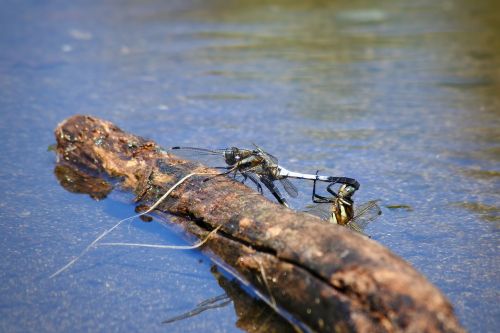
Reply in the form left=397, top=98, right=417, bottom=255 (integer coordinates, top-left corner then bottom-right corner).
left=263, top=151, right=279, bottom=164
left=304, top=203, right=332, bottom=220
left=346, top=221, right=363, bottom=233
left=279, top=178, right=298, bottom=198
left=259, top=175, right=288, bottom=206
left=169, top=147, right=227, bottom=167
left=251, top=143, right=279, bottom=164
left=352, top=200, right=381, bottom=230
left=237, top=172, right=264, bottom=193
left=170, top=146, right=226, bottom=155
left=346, top=221, right=370, bottom=237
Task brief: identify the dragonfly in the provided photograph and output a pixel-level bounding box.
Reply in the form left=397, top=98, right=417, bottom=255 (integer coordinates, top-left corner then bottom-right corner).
left=170, top=145, right=361, bottom=208
left=169, top=145, right=299, bottom=207
left=305, top=175, right=381, bottom=235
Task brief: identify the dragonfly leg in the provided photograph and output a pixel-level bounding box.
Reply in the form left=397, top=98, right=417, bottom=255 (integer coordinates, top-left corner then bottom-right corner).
left=260, top=176, right=289, bottom=207
left=244, top=173, right=263, bottom=194
left=312, top=173, right=333, bottom=203
left=203, top=166, right=238, bottom=182
left=312, top=195, right=333, bottom=204
left=326, top=182, right=340, bottom=198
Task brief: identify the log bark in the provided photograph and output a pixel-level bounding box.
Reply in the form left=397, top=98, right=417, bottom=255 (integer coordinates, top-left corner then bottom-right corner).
left=54, top=115, right=465, bottom=333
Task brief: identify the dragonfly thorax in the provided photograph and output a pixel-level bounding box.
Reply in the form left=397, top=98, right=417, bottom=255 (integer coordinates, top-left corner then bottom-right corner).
left=223, top=147, right=252, bottom=166
left=235, top=154, right=267, bottom=172
left=171, top=144, right=298, bottom=207
left=330, top=197, right=354, bottom=225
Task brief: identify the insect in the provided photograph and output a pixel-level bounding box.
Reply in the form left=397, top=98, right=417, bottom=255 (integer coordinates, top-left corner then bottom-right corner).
left=170, top=145, right=361, bottom=208
left=170, top=145, right=298, bottom=207
left=306, top=176, right=381, bottom=235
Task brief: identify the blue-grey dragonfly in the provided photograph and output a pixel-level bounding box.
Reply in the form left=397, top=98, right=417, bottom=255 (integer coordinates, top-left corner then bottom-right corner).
left=170, top=145, right=359, bottom=208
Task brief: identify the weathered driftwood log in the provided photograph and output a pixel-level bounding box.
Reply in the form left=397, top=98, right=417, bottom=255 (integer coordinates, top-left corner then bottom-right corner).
left=54, top=115, right=465, bottom=333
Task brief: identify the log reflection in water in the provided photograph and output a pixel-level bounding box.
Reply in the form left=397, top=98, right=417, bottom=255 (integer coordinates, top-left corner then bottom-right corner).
left=162, top=293, right=231, bottom=324
left=54, top=164, right=112, bottom=200
left=163, top=266, right=297, bottom=333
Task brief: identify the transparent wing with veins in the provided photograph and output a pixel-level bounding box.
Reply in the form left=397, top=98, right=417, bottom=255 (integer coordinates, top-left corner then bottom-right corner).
left=252, top=143, right=279, bottom=164
left=262, top=151, right=279, bottom=164
left=169, top=147, right=232, bottom=169
left=349, top=200, right=381, bottom=231
left=279, top=178, right=298, bottom=198
left=304, top=202, right=332, bottom=220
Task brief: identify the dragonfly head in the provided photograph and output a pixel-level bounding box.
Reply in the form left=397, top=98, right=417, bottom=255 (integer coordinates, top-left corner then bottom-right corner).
left=223, top=147, right=241, bottom=165
left=338, top=184, right=356, bottom=199
left=224, top=147, right=255, bottom=166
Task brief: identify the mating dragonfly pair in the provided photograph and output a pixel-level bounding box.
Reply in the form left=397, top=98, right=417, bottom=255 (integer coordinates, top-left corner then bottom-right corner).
left=170, top=145, right=380, bottom=235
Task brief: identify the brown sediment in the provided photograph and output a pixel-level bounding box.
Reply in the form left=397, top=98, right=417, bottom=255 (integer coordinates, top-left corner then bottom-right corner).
left=54, top=115, right=465, bottom=333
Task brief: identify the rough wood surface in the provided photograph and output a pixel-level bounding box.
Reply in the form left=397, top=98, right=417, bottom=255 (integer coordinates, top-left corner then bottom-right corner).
left=54, top=115, right=465, bottom=333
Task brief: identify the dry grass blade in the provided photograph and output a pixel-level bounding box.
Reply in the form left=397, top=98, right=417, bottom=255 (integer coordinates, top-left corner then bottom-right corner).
left=99, top=225, right=222, bottom=250
left=49, top=172, right=208, bottom=278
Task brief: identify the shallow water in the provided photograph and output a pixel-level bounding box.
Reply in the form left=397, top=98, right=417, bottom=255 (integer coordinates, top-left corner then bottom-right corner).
left=0, top=0, right=499, bottom=332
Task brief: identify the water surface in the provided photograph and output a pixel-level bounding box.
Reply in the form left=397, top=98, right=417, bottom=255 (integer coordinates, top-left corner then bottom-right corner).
left=0, top=0, right=498, bottom=332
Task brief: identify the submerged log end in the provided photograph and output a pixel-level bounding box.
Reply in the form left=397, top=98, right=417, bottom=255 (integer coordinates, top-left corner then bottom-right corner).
left=55, top=114, right=161, bottom=188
